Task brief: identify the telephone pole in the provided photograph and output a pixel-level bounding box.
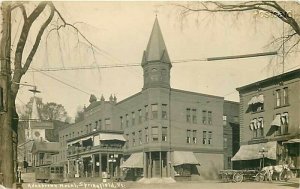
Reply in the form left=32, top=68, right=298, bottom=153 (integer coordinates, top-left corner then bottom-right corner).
left=0, top=1, right=14, bottom=187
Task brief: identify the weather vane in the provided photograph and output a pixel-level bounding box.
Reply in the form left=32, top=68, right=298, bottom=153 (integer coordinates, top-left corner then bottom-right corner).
left=154, top=6, right=159, bottom=17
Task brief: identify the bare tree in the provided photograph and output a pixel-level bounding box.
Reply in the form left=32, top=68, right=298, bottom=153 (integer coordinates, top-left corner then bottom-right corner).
left=175, top=1, right=300, bottom=57
left=0, top=2, right=95, bottom=187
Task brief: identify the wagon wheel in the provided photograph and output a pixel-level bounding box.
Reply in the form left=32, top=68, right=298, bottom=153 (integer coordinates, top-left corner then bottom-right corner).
left=233, top=173, right=243, bottom=183
left=255, top=172, right=265, bottom=182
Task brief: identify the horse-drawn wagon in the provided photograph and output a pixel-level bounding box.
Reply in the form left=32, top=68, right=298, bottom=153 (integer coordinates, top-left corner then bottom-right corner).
left=219, top=164, right=293, bottom=183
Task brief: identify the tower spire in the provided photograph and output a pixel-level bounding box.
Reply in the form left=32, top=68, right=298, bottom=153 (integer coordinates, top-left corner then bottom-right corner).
left=142, top=17, right=171, bottom=65
left=142, top=18, right=172, bottom=90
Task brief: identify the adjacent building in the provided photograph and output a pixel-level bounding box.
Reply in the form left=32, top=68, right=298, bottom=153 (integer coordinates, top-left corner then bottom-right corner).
left=234, top=68, right=300, bottom=172
left=56, top=17, right=239, bottom=181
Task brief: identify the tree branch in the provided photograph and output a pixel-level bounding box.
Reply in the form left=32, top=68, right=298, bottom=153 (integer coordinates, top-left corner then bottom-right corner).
left=13, top=2, right=48, bottom=76
left=22, top=6, right=55, bottom=74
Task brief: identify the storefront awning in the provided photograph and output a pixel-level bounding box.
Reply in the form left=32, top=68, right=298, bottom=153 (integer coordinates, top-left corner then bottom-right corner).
left=99, top=133, right=126, bottom=141
left=283, top=139, right=300, bottom=144
left=173, top=151, right=200, bottom=166
left=248, top=96, right=258, bottom=105
left=120, top=153, right=143, bottom=168
left=231, top=141, right=277, bottom=161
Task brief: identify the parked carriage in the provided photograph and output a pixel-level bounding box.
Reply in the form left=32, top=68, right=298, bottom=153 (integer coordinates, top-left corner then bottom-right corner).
left=219, top=164, right=293, bottom=183
left=35, top=164, right=64, bottom=183
left=219, top=169, right=260, bottom=183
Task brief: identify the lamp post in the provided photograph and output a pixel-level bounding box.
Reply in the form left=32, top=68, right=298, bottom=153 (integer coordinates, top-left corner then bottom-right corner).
left=259, top=147, right=268, bottom=169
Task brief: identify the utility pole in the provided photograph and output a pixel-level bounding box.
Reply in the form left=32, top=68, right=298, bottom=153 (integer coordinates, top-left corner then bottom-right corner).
left=0, top=1, right=14, bottom=188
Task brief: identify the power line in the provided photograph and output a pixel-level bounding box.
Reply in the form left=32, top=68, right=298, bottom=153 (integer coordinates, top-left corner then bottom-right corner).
left=26, top=51, right=278, bottom=72
left=29, top=66, right=91, bottom=96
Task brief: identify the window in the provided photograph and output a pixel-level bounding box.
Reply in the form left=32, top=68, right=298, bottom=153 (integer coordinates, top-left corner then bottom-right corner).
left=132, top=132, right=136, bottom=146
left=186, top=130, right=191, bottom=143
left=257, top=117, right=264, bottom=137
left=152, top=127, right=159, bottom=142
left=162, top=104, right=168, bottom=119
left=151, top=104, right=158, bottom=119
left=138, top=109, right=142, bottom=123
left=186, top=108, right=191, bottom=123
left=89, top=123, right=92, bottom=132
left=145, top=127, right=149, bottom=143
left=208, top=111, right=212, bottom=125
left=223, top=115, right=227, bottom=126
left=208, top=131, right=212, bottom=144
left=105, top=118, right=111, bottom=128
left=192, top=130, right=197, bottom=144
left=120, top=116, right=123, bottom=128
left=273, top=114, right=281, bottom=136
left=224, top=135, right=228, bottom=148
left=138, top=130, right=142, bottom=145
left=202, top=110, right=207, bottom=124
left=126, top=114, right=129, bottom=127
left=275, top=89, right=281, bottom=107
left=132, top=112, right=135, bottom=126
left=192, top=109, right=197, bottom=124
left=94, top=121, right=98, bottom=131
left=162, top=127, right=167, bottom=142
left=145, top=105, right=149, bottom=121
left=203, top=131, right=207, bottom=144
left=283, top=88, right=288, bottom=105
left=99, top=120, right=102, bottom=130
left=281, top=112, right=289, bottom=134
left=126, top=134, right=129, bottom=148
left=85, top=125, right=89, bottom=133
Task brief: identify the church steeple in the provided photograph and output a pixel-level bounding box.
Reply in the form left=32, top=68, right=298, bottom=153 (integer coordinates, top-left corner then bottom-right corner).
left=142, top=18, right=172, bottom=90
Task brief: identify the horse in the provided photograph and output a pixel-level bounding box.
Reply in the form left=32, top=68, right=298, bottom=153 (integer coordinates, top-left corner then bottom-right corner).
left=261, top=164, right=291, bottom=181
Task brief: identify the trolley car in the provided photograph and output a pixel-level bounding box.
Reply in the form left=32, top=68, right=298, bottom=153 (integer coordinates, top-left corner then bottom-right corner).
left=35, top=164, right=64, bottom=183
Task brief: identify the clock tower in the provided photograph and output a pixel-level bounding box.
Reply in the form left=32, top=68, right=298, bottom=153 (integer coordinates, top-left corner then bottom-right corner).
left=142, top=17, right=172, bottom=90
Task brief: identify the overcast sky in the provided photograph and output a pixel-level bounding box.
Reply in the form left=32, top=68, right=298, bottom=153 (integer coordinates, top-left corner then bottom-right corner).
left=14, top=1, right=300, bottom=121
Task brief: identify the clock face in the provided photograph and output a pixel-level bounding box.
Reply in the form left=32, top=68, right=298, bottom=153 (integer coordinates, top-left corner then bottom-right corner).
left=34, top=131, right=40, bottom=137
left=150, top=75, right=159, bottom=81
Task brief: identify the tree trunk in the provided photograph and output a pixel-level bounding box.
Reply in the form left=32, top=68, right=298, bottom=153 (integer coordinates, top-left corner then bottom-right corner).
left=0, top=2, right=14, bottom=187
